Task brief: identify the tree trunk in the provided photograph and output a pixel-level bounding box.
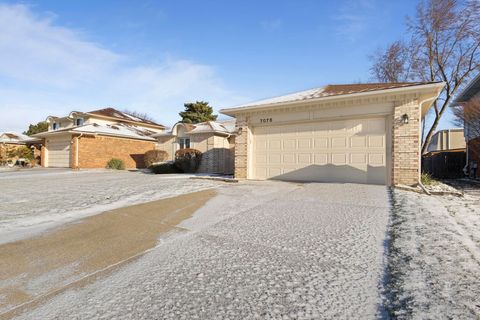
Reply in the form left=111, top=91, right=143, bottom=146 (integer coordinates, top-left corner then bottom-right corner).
left=421, top=116, right=439, bottom=155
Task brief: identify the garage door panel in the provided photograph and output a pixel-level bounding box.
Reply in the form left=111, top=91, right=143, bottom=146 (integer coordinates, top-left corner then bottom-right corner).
left=350, top=136, right=366, bottom=148
left=368, top=136, right=384, bottom=148
left=331, top=137, right=347, bottom=148
left=252, top=117, right=387, bottom=184
left=283, top=154, right=295, bottom=164
left=350, top=153, right=367, bottom=164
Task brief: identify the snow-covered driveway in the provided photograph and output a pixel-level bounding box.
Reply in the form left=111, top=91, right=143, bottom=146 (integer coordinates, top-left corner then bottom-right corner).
left=16, top=182, right=391, bottom=319
left=0, top=169, right=219, bottom=244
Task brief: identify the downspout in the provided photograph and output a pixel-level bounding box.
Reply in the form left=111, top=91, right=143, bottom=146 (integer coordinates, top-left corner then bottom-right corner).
left=418, top=95, right=438, bottom=195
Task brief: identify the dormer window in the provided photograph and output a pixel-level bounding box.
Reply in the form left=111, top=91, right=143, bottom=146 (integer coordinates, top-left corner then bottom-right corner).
left=52, top=123, right=58, bottom=130
left=75, top=118, right=84, bottom=126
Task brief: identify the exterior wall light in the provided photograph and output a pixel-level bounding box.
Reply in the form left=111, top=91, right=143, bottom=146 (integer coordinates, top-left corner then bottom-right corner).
left=402, top=114, right=409, bottom=124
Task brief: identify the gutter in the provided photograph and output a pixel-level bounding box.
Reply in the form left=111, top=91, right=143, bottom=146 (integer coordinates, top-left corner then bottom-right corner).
left=220, top=82, right=446, bottom=115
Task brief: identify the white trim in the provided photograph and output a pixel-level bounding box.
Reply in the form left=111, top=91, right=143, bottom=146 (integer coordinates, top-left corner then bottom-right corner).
left=220, top=82, right=445, bottom=115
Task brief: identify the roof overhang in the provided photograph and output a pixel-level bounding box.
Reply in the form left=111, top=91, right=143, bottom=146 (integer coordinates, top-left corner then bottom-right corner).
left=85, top=112, right=166, bottom=129
left=452, top=73, right=480, bottom=104
left=220, top=82, right=445, bottom=117
left=33, top=129, right=156, bottom=142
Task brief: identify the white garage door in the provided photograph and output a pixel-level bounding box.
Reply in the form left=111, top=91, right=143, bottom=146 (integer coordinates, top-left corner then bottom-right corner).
left=47, top=137, right=71, bottom=167
left=252, top=117, right=387, bottom=184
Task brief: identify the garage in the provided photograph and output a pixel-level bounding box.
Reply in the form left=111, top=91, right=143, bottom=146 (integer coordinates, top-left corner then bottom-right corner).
left=220, top=82, right=445, bottom=186
left=46, top=136, right=71, bottom=167
left=252, top=117, right=387, bottom=184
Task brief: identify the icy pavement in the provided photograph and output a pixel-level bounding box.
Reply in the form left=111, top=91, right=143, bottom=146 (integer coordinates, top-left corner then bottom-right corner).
left=387, top=189, right=480, bottom=319
left=15, top=182, right=390, bottom=319
left=0, top=169, right=219, bottom=244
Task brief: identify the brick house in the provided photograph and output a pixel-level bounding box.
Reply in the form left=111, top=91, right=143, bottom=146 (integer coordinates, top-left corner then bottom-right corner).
left=452, top=73, right=480, bottom=179
left=33, top=108, right=165, bottom=169
left=220, top=82, right=445, bottom=186
left=155, top=120, right=236, bottom=174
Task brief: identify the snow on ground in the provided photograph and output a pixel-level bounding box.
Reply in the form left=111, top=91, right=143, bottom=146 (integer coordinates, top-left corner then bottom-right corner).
left=387, top=189, right=480, bottom=319
left=0, top=169, right=219, bottom=244
left=15, top=182, right=390, bottom=320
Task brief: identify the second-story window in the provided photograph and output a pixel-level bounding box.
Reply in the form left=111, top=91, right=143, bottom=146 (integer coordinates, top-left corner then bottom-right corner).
left=76, top=118, right=84, bottom=126
left=52, top=123, right=58, bottom=130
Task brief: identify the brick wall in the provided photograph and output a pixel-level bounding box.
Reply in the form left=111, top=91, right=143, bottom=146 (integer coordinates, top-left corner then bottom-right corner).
left=77, top=135, right=156, bottom=169
left=468, top=137, right=480, bottom=178
left=392, top=99, right=421, bottom=186
left=234, top=115, right=249, bottom=179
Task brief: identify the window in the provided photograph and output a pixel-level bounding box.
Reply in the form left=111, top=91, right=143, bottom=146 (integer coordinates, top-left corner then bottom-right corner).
left=178, top=138, right=190, bottom=149
left=52, top=123, right=58, bottom=130
left=75, top=118, right=84, bottom=126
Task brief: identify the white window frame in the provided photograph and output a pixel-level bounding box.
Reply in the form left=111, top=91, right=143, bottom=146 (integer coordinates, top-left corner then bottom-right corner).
left=52, top=122, right=58, bottom=130
left=75, top=118, right=84, bottom=126
left=178, top=137, right=190, bottom=149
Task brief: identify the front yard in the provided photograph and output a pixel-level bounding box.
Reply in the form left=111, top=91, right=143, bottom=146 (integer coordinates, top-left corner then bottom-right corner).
left=387, top=187, right=480, bottom=318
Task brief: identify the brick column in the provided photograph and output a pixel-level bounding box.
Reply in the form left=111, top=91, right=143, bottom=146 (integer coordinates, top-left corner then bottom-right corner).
left=392, top=100, right=421, bottom=186
left=40, top=143, right=46, bottom=167
left=234, top=115, right=249, bottom=179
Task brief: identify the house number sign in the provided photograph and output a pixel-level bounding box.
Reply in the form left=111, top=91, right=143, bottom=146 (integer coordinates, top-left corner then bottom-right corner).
left=260, top=118, right=273, bottom=123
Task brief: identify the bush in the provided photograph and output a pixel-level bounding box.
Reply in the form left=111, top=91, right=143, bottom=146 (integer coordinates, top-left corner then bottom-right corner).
left=144, top=150, right=168, bottom=167
left=7, top=146, right=34, bottom=160
left=150, top=162, right=182, bottom=174
left=420, top=172, right=435, bottom=186
left=106, top=158, right=125, bottom=170
left=174, top=148, right=202, bottom=173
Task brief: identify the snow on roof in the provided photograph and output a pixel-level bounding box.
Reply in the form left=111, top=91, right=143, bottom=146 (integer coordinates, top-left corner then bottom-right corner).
left=223, top=82, right=442, bottom=111
left=87, top=107, right=165, bottom=128
left=0, top=132, right=40, bottom=144
left=71, top=123, right=157, bottom=141
left=154, top=119, right=237, bottom=137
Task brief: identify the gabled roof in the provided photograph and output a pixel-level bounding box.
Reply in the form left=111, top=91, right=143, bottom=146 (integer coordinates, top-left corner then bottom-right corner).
left=154, top=119, right=236, bottom=137
left=86, top=108, right=165, bottom=128
left=33, top=123, right=157, bottom=141
left=221, top=82, right=444, bottom=114
left=0, top=132, right=41, bottom=144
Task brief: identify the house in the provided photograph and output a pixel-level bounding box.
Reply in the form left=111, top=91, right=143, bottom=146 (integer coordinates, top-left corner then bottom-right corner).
left=423, top=129, right=466, bottom=179
left=452, top=72, right=480, bottom=178
left=33, top=108, right=165, bottom=169
left=0, top=132, right=41, bottom=165
left=220, top=82, right=445, bottom=186
left=155, top=120, right=236, bottom=174
left=426, top=129, right=466, bottom=154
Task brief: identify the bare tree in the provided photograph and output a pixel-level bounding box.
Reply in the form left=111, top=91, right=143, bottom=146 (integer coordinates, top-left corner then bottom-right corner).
left=122, top=109, right=156, bottom=122
left=370, top=41, right=413, bottom=82
left=452, top=98, right=480, bottom=141
left=370, top=0, right=480, bottom=154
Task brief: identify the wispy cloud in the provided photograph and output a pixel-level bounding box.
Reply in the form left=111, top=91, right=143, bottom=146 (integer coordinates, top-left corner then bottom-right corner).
left=334, top=0, right=376, bottom=42
left=260, top=18, right=283, bottom=31
left=0, top=4, right=245, bottom=132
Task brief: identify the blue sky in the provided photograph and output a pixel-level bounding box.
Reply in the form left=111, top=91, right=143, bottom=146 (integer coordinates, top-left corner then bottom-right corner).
left=0, top=0, right=456, bottom=132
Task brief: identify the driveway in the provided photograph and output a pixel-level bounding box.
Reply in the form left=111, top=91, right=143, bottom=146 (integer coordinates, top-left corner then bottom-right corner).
left=12, top=181, right=391, bottom=319
left=0, top=169, right=219, bottom=244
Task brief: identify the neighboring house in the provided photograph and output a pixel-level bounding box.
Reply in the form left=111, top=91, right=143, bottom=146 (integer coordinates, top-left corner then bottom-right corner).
left=426, top=128, right=466, bottom=154
left=452, top=72, right=480, bottom=179
left=33, top=108, right=165, bottom=169
left=155, top=120, right=236, bottom=174
left=220, top=82, right=445, bottom=186
left=423, top=129, right=466, bottom=179
left=0, top=132, right=41, bottom=165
